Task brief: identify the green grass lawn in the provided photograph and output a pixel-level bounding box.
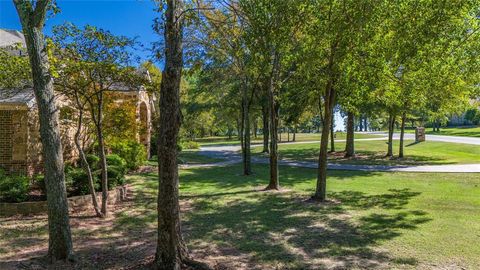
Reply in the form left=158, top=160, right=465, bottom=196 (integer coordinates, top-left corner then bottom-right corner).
left=120, top=165, right=480, bottom=269
left=1, top=165, right=479, bottom=269
left=146, top=150, right=223, bottom=166
left=403, top=126, right=480, bottom=137
left=196, top=132, right=383, bottom=146
left=252, top=139, right=480, bottom=165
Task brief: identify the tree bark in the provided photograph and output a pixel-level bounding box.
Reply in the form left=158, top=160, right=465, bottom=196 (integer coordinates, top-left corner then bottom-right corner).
left=265, top=51, right=280, bottom=190
left=359, top=115, right=364, bottom=131
left=241, top=83, right=252, bottom=175
left=89, top=90, right=108, bottom=217
left=262, top=103, right=269, bottom=153
left=313, top=80, right=335, bottom=201
left=344, top=111, right=355, bottom=158
left=399, top=111, right=406, bottom=158
left=293, top=125, right=296, bottom=142
left=155, top=1, right=210, bottom=269
left=74, top=106, right=102, bottom=218
left=278, top=119, right=282, bottom=142
left=239, top=106, right=244, bottom=151
left=387, top=113, right=395, bottom=157
left=236, top=117, right=241, bottom=140
left=95, top=121, right=108, bottom=216
left=14, top=0, right=73, bottom=261
left=313, top=42, right=338, bottom=201
left=329, top=113, right=335, bottom=152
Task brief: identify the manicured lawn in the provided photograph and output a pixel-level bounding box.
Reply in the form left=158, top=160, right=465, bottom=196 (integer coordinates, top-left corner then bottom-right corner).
left=146, top=150, right=223, bottom=166
left=1, top=165, right=479, bottom=269
left=403, top=126, right=480, bottom=137
left=127, top=166, right=480, bottom=269
left=196, top=132, right=383, bottom=146
left=178, top=150, right=223, bottom=164
left=252, top=139, right=480, bottom=165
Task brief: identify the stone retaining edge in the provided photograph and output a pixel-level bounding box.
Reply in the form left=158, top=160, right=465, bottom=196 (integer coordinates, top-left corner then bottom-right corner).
left=0, top=185, right=129, bottom=216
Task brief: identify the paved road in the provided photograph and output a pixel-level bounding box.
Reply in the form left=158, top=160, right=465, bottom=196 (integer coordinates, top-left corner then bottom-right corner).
left=190, top=135, right=480, bottom=173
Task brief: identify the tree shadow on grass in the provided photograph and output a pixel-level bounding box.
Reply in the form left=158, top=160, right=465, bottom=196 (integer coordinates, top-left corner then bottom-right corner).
left=329, top=188, right=421, bottom=210
left=276, top=148, right=456, bottom=166
left=184, top=187, right=430, bottom=269
left=0, top=166, right=430, bottom=270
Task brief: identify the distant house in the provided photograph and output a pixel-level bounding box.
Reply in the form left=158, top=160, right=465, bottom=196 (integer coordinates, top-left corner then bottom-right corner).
left=0, top=29, right=152, bottom=176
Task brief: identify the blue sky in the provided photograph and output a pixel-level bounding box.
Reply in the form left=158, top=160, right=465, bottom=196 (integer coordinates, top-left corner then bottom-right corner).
left=0, top=0, right=159, bottom=63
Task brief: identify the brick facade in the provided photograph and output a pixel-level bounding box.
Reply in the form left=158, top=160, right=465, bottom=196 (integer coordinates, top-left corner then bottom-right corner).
left=0, top=110, right=28, bottom=175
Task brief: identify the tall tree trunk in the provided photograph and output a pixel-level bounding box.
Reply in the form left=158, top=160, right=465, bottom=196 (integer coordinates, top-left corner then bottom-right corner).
left=265, top=51, right=280, bottom=190
left=239, top=104, right=244, bottom=152
left=95, top=122, right=108, bottom=216
left=399, top=111, right=406, bottom=158
left=262, top=104, right=269, bottom=153
left=278, top=119, right=282, bottom=142
left=242, top=84, right=252, bottom=175
left=287, top=127, right=290, bottom=142
left=155, top=1, right=210, bottom=269
left=359, top=115, right=364, bottom=131
left=14, top=1, right=73, bottom=261
left=363, top=117, right=368, bottom=132
left=293, top=125, right=296, bottom=142
left=387, top=113, right=395, bottom=157
left=344, top=111, right=355, bottom=158
left=236, top=117, right=241, bottom=140
left=74, top=108, right=102, bottom=217
left=89, top=91, right=108, bottom=217
left=313, top=43, right=337, bottom=202
left=329, top=113, right=335, bottom=152
left=313, top=80, right=335, bottom=201
left=253, top=118, right=258, bottom=139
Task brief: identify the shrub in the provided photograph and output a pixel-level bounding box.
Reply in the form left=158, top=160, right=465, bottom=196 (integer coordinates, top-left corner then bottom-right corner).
left=0, top=170, right=30, bottom=202
left=109, top=140, right=147, bottom=170
left=34, top=174, right=46, bottom=195
left=465, top=108, right=480, bottom=125
left=106, top=154, right=127, bottom=174
left=106, top=165, right=126, bottom=189
left=150, top=133, right=158, bottom=158
left=179, top=140, right=200, bottom=150
left=86, top=154, right=100, bottom=169
left=67, top=167, right=100, bottom=196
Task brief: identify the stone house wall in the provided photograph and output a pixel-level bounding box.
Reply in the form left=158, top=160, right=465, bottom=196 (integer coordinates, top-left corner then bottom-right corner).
left=0, top=89, right=151, bottom=176
left=0, top=108, right=30, bottom=175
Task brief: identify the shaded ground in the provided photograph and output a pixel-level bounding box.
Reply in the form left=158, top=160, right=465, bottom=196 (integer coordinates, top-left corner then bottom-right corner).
left=1, top=165, right=479, bottom=269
